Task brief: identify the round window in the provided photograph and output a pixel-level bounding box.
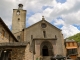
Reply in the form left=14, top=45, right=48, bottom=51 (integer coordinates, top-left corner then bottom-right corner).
left=41, top=23, right=47, bottom=28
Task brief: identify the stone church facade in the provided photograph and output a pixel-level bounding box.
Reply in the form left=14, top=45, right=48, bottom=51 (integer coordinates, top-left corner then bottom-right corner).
left=0, top=4, right=65, bottom=60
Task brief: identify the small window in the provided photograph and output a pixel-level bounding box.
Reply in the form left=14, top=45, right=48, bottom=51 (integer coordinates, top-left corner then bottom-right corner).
left=72, top=42, right=74, bottom=46
left=2, top=30, right=5, bottom=38
left=18, top=18, right=20, bottom=20
left=67, top=49, right=77, bottom=55
left=17, top=36, right=20, bottom=40
left=41, top=23, right=47, bottom=28
left=43, top=31, right=46, bottom=38
left=31, top=35, right=33, bottom=39
left=68, top=43, right=70, bottom=46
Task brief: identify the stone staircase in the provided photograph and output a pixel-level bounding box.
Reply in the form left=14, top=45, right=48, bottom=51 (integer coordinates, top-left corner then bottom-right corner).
left=43, top=56, right=51, bottom=60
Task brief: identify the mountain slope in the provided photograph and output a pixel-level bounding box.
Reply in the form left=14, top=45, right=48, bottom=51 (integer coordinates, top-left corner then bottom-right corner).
left=66, top=33, right=80, bottom=42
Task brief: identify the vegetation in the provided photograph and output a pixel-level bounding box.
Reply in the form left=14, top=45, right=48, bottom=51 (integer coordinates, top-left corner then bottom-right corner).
left=66, top=33, right=80, bottom=42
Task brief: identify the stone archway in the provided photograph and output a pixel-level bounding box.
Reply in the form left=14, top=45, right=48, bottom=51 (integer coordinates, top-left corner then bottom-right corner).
left=42, top=45, right=49, bottom=56
left=40, top=41, right=53, bottom=56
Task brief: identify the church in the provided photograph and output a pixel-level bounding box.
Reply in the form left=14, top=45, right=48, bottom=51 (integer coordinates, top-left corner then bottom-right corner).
left=0, top=4, right=66, bottom=60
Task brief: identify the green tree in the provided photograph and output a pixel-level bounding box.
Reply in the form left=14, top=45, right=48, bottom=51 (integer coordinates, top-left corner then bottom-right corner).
left=66, top=33, right=80, bottom=42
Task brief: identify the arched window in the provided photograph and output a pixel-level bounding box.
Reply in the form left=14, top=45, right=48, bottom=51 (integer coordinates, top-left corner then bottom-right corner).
left=17, top=36, right=20, bottom=40
left=17, top=10, right=20, bottom=15
left=43, top=31, right=46, bottom=38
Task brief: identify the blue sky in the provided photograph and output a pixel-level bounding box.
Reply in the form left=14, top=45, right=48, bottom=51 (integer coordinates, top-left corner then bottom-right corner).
left=0, top=0, right=80, bottom=38
left=56, top=0, right=66, bottom=3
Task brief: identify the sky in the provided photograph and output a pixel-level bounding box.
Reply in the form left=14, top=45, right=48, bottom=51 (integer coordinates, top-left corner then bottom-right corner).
left=0, top=0, right=80, bottom=38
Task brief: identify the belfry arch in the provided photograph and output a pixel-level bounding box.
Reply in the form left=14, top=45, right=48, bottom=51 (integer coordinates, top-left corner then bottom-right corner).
left=40, top=41, right=53, bottom=56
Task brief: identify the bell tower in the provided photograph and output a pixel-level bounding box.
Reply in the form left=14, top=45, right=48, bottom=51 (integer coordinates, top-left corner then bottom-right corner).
left=12, top=4, right=26, bottom=33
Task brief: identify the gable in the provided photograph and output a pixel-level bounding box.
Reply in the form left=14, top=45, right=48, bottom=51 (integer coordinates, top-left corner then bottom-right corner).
left=25, top=20, right=61, bottom=31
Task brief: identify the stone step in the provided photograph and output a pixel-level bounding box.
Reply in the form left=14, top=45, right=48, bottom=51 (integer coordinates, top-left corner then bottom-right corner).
left=43, top=56, right=51, bottom=60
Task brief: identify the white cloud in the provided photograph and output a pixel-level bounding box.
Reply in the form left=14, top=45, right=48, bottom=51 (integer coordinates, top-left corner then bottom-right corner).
left=54, top=19, right=65, bottom=25
left=0, top=0, right=80, bottom=38
left=28, top=13, right=42, bottom=25
left=62, top=11, right=80, bottom=25
left=0, top=0, right=18, bottom=29
left=61, top=25, right=80, bottom=38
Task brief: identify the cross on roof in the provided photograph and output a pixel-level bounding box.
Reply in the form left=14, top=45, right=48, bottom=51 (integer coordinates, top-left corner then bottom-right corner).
left=42, top=16, right=45, bottom=20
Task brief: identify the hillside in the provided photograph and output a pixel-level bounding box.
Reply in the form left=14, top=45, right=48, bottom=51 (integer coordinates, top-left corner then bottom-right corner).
left=66, top=33, right=80, bottom=42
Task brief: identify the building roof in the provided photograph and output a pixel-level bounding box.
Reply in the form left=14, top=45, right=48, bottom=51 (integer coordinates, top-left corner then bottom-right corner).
left=0, top=42, right=27, bottom=47
left=65, top=39, right=76, bottom=42
left=0, top=17, right=18, bottom=42
left=25, top=17, right=61, bottom=31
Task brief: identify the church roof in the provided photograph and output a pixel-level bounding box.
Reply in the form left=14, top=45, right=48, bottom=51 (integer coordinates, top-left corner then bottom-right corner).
left=0, top=17, right=18, bottom=42
left=25, top=16, right=61, bottom=31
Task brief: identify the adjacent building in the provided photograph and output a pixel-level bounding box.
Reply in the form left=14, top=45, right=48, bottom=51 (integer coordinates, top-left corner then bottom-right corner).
left=65, top=39, right=78, bottom=60
left=0, top=18, right=18, bottom=43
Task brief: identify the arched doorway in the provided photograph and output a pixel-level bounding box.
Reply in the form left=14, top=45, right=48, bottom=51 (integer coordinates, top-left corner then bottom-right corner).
left=42, top=45, right=49, bottom=56
left=0, top=50, right=11, bottom=60
left=40, top=41, right=53, bottom=56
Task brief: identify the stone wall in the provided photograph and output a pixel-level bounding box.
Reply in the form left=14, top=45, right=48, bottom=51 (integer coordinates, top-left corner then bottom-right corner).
left=0, top=47, right=25, bottom=60
left=24, top=44, right=33, bottom=60
left=0, top=21, right=16, bottom=43
left=11, top=47, right=25, bottom=60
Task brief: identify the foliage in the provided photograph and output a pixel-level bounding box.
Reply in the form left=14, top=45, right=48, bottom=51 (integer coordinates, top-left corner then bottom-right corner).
left=66, top=33, right=80, bottom=42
